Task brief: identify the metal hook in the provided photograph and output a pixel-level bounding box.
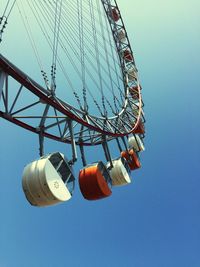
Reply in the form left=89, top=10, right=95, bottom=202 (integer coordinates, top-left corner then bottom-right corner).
left=38, top=130, right=44, bottom=157
left=67, top=119, right=77, bottom=165
left=102, top=135, right=113, bottom=169
left=79, top=142, right=87, bottom=167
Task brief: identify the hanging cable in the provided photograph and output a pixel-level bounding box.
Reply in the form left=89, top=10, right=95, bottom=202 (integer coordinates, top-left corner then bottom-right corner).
left=51, top=0, right=63, bottom=92
left=42, top=0, right=124, bottom=113
left=96, top=0, right=119, bottom=115
left=10, top=0, right=126, bottom=119
left=29, top=0, right=82, bottom=108
left=77, top=0, right=88, bottom=112
left=89, top=0, right=107, bottom=117
left=17, top=1, right=50, bottom=89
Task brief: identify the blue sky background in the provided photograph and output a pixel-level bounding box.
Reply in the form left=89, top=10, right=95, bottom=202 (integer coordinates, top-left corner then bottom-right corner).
left=0, top=0, right=200, bottom=266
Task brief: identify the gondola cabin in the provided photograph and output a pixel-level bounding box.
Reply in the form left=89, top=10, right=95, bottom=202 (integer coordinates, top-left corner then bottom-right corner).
left=79, top=161, right=112, bottom=200
left=133, top=120, right=145, bottom=135
left=128, top=135, right=145, bottom=152
left=117, top=29, right=126, bottom=43
left=108, top=157, right=131, bottom=186
left=121, top=149, right=141, bottom=171
left=129, top=85, right=142, bottom=99
left=127, top=67, right=137, bottom=82
left=110, top=8, right=120, bottom=22
left=129, top=86, right=139, bottom=99
left=22, top=152, right=75, bottom=207
left=123, top=49, right=133, bottom=62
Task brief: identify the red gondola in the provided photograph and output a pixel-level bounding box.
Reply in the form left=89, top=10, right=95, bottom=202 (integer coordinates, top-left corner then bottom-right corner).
left=133, top=120, right=145, bottom=134
left=121, top=149, right=141, bottom=170
left=123, top=49, right=133, bottom=62
left=110, top=8, right=120, bottom=21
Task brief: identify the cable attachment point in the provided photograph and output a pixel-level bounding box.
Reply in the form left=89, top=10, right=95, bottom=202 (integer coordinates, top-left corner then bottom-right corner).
left=102, top=135, right=113, bottom=170
left=67, top=119, right=77, bottom=166
left=0, top=18, right=7, bottom=43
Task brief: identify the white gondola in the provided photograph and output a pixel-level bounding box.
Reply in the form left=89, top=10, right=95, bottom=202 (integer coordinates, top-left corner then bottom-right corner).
left=117, top=29, right=126, bottom=43
left=107, top=157, right=131, bottom=186
left=22, top=152, right=75, bottom=207
left=127, top=67, right=137, bottom=82
left=128, top=135, right=145, bottom=152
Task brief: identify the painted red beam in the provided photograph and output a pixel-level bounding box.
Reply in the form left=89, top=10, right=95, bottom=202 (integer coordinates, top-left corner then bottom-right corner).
left=0, top=54, right=128, bottom=138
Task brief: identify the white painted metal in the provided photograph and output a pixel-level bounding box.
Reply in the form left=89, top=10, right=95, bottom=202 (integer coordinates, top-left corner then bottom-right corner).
left=108, top=158, right=131, bottom=186
left=128, top=135, right=145, bottom=152
left=0, top=70, right=5, bottom=100
left=22, top=153, right=73, bottom=207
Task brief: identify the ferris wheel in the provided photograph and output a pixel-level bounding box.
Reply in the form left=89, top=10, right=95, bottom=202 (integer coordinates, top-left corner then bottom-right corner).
left=0, top=0, right=145, bottom=206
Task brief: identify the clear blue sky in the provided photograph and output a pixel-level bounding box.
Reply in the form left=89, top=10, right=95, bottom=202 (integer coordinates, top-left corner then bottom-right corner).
left=0, top=1, right=200, bottom=266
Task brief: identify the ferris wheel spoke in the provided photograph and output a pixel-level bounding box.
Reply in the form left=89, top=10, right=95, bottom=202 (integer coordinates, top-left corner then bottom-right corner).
left=26, top=0, right=125, bottom=114
left=66, top=0, right=115, bottom=47
left=96, top=0, right=120, bottom=113
left=42, top=0, right=115, bottom=75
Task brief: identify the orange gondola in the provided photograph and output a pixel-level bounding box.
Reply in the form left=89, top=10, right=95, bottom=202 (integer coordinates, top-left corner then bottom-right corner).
left=121, top=149, right=141, bottom=171
left=79, top=162, right=112, bottom=200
